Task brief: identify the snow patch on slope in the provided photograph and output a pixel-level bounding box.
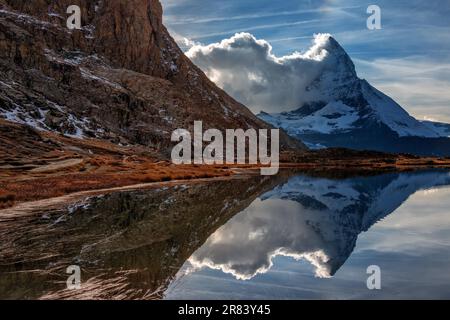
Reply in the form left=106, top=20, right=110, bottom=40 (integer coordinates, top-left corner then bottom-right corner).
left=260, top=101, right=359, bottom=135
left=0, top=102, right=91, bottom=139
left=0, top=80, right=95, bottom=139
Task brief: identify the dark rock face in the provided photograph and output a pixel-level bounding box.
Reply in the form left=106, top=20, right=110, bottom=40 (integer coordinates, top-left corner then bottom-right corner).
left=0, top=0, right=172, bottom=78
left=0, top=0, right=304, bottom=153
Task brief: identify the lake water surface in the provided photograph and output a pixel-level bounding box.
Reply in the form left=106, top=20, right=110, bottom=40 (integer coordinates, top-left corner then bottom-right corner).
left=1, top=170, right=450, bottom=299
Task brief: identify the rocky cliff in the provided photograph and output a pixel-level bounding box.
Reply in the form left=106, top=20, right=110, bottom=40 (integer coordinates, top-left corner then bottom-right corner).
left=0, top=0, right=303, bottom=153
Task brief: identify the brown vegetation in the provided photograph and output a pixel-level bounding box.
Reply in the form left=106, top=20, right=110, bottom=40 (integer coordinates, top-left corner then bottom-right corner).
left=2, top=119, right=450, bottom=210
left=0, top=119, right=230, bottom=209
left=0, top=157, right=230, bottom=209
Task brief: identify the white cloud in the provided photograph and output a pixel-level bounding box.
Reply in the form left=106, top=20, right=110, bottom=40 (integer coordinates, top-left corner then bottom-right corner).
left=186, top=32, right=342, bottom=113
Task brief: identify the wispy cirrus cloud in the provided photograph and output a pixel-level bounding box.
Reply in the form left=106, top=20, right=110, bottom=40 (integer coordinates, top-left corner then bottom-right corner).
left=185, top=19, right=322, bottom=41
left=165, top=5, right=361, bottom=25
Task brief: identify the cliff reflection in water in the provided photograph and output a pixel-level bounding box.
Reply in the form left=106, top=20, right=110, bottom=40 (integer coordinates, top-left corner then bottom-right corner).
left=1, top=170, right=450, bottom=299
left=0, top=175, right=286, bottom=299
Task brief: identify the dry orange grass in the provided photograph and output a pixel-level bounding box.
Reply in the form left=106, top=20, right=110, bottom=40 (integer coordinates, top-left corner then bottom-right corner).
left=0, top=156, right=231, bottom=209
left=3, top=152, right=450, bottom=210
left=2, top=119, right=450, bottom=210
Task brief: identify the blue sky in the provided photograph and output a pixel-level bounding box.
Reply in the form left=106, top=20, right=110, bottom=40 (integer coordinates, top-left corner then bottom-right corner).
left=160, top=0, right=450, bottom=122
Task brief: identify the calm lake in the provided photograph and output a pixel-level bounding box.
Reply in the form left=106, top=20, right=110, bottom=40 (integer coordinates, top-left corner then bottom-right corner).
left=1, top=169, right=450, bottom=299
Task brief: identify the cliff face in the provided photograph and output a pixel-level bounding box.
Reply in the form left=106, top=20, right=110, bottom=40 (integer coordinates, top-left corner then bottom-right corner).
left=2, top=0, right=182, bottom=78
left=0, top=0, right=304, bottom=152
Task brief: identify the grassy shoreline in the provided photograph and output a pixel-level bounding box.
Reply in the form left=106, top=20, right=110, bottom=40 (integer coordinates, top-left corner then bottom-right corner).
left=2, top=158, right=450, bottom=210
left=2, top=119, right=450, bottom=210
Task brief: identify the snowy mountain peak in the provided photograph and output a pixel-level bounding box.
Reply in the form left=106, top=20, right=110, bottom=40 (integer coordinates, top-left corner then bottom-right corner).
left=309, top=34, right=356, bottom=75
left=306, top=34, right=357, bottom=87
left=258, top=35, right=450, bottom=154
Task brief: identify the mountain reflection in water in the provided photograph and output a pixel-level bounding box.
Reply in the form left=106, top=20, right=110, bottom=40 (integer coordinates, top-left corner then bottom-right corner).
left=1, top=170, right=450, bottom=299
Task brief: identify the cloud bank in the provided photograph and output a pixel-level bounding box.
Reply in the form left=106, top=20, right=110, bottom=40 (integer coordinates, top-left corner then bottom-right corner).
left=186, top=33, right=339, bottom=114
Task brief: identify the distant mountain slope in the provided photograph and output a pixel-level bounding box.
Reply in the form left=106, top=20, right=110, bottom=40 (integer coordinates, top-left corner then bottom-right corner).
left=422, top=120, right=450, bottom=137
left=258, top=35, right=450, bottom=156
left=0, top=0, right=303, bottom=154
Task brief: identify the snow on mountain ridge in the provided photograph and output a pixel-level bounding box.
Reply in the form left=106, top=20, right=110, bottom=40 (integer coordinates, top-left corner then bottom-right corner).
left=360, top=80, right=440, bottom=138
left=260, top=101, right=359, bottom=135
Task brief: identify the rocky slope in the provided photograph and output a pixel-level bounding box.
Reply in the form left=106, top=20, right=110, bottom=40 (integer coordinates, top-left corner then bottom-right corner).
left=0, top=0, right=303, bottom=154
left=258, top=35, right=450, bottom=156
